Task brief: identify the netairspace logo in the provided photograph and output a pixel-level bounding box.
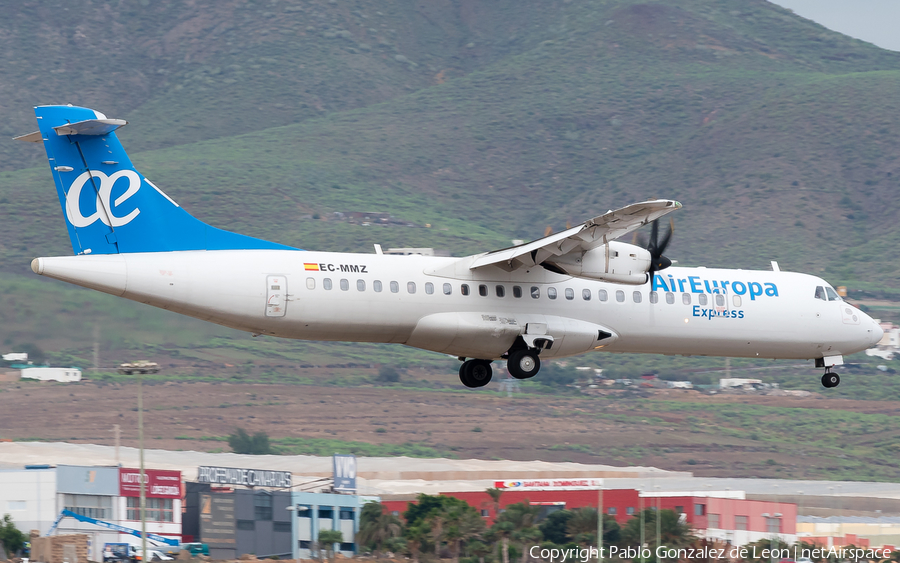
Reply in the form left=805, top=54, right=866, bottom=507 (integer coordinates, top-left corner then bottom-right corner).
left=529, top=545, right=893, bottom=562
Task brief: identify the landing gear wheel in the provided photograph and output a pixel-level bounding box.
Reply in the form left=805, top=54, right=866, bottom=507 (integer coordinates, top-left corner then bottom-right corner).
left=459, top=360, right=493, bottom=388
left=507, top=349, right=541, bottom=379
left=822, top=372, right=840, bottom=388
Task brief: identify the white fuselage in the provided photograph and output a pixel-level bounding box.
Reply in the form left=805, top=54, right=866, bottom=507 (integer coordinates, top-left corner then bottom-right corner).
left=33, top=250, right=882, bottom=362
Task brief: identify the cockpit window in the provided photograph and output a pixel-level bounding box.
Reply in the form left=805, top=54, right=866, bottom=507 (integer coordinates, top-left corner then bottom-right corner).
left=814, top=286, right=827, bottom=301
left=825, top=287, right=841, bottom=301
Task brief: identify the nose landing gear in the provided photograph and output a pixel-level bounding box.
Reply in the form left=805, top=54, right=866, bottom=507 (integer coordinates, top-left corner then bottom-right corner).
left=821, top=369, right=840, bottom=388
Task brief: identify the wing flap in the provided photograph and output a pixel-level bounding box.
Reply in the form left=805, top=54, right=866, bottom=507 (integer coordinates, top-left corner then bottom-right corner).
left=471, top=199, right=681, bottom=270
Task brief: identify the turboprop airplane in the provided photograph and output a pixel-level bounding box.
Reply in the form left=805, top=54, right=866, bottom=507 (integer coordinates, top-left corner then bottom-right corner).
left=17, top=105, right=883, bottom=389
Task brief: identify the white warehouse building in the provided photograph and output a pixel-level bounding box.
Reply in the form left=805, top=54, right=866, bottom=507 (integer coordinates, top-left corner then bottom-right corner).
left=0, top=465, right=181, bottom=561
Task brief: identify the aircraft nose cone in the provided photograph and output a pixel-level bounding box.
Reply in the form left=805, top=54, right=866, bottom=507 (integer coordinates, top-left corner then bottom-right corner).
left=871, top=320, right=884, bottom=347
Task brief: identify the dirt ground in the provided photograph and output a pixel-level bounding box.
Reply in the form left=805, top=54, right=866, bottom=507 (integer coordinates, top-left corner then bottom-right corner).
left=2, top=375, right=898, bottom=480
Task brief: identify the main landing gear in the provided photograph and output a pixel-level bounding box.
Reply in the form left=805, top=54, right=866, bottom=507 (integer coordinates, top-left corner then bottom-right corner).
left=507, top=348, right=541, bottom=380
left=821, top=369, right=840, bottom=388
left=459, top=359, right=493, bottom=388
left=457, top=348, right=543, bottom=388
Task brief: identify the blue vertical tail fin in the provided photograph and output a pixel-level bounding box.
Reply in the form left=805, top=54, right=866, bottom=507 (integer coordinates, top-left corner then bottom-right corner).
left=21, top=105, right=295, bottom=255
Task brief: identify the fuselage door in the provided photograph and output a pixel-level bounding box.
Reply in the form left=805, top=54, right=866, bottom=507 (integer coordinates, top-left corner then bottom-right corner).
left=266, top=275, right=287, bottom=317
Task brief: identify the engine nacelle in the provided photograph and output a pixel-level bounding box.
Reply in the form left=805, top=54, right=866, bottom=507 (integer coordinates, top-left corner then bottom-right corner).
left=546, top=241, right=650, bottom=285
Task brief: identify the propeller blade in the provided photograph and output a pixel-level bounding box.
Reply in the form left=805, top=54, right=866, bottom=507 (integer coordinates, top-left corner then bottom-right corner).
left=643, top=218, right=675, bottom=274
left=656, top=218, right=674, bottom=256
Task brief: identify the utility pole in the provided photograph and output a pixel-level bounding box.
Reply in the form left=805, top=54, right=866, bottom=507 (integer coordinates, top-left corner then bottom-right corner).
left=639, top=488, right=645, bottom=563
left=139, top=374, right=147, bottom=563
left=597, top=486, right=603, bottom=563
left=655, top=485, right=661, bottom=554
left=113, top=424, right=121, bottom=466
left=93, top=325, right=100, bottom=373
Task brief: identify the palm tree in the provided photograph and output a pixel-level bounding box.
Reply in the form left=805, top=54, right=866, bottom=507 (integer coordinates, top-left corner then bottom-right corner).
left=404, top=524, right=427, bottom=563
left=495, top=502, right=542, bottom=563
left=357, top=502, right=402, bottom=557
left=468, top=539, right=491, bottom=563
left=491, top=520, right=515, bottom=563
left=620, top=509, right=694, bottom=551
left=567, top=507, right=598, bottom=547
left=485, top=487, right=504, bottom=519
left=317, top=529, right=343, bottom=563
left=427, top=509, right=446, bottom=558
left=513, top=526, right=543, bottom=563
left=445, top=506, right=487, bottom=563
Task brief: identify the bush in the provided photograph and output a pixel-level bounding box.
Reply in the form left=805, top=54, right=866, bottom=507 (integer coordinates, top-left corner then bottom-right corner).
left=228, top=428, right=274, bottom=455
left=376, top=366, right=400, bottom=383
left=0, top=514, right=26, bottom=556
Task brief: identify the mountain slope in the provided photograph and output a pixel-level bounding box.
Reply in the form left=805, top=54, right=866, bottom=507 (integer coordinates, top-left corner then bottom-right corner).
left=3, top=0, right=900, bottom=363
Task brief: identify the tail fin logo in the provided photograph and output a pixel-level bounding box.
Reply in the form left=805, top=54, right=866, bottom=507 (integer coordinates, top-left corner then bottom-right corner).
left=65, top=170, right=142, bottom=228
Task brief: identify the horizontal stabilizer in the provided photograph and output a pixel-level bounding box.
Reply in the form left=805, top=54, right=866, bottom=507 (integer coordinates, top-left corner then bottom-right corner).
left=53, top=118, right=127, bottom=137
left=13, top=131, right=43, bottom=143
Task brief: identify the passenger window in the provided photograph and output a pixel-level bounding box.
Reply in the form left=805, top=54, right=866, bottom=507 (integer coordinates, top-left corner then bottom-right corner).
left=733, top=295, right=741, bottom=307
left=665, top=292, right=675, bottom=304
left=323, top=278, right=333, bottom=290
left=461, top=284, right=470, bottom=296
left=598, top=289, right=608, bottom=302
left=513, top=286, right=523, bottom=298
left=373, top=280, right=383, bottom=293
left=548, top=287, right=558, bottom=300
left=682, top=293, right=691, bottom=305
left=582, top=289, right=591, bottom=301
left=815, top=286, right=826, bottom=301
left=425, top=282, right=434, bottom=295
left=496, top=285, right=505, bottom=298
left=479, top=284, right=488, bottom=297
left=649, top=291, right=658, bottom=304
left=390, top=281, right=399, bottom=293
left=616, top=290, right=625, bottom=303
left=565, top=288, right=574, bottom=300
left=531, top=286, right=540, bottom=299
left=357, top=279, right=366, bottom=291
left=407, top=282, right=416, bottom=294
left=443, top=283, right=452, bottom=295
left=306, top=277, right=315, bottom=290
left=825, top=287, right=841, bottom=301
left=340, top=279, right=349, bottom=291
left=633, top=291, right=642, bottom=303
left=715, top=294, right=725, bottom=307
left=698, top=294, right=707, bottom=306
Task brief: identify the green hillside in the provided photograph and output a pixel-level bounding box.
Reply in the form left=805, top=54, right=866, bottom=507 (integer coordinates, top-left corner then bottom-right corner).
left=2, top=0, right=900, bottom=370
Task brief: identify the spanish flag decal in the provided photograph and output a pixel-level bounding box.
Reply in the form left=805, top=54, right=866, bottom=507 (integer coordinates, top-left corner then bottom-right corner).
left=304, top=263, right=320, bottom=271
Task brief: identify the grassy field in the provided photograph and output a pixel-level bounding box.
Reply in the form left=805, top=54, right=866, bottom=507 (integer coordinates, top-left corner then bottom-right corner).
left=3, top=376, right=900, bottom=482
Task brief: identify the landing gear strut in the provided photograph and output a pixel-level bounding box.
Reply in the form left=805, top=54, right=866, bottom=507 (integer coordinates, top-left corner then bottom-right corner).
left=459, top=359, right=493, bottom=388
left=821, top=369, right=840, bottom=388
left=507, top=349, right=541, bottom=380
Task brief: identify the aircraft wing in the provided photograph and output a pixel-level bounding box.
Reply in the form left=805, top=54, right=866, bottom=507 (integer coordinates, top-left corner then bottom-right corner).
left=470, top=199, right=682, bottom=271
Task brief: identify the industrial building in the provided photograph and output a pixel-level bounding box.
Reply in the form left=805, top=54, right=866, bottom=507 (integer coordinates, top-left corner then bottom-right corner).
left=3, top=442, right=900, bottom=557
left=291, top=491, right=368, bottom=560
left=0, top=465, right=181, bottom=561
left=383, top=485, right=798, bottom=547
left=184, top=483, right=293, bottom=560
